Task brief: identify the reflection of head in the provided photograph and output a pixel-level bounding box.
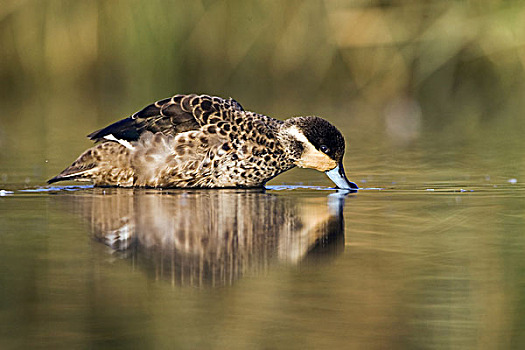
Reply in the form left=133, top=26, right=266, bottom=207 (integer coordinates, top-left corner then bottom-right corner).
left=63, top=188, right=345, bottom=287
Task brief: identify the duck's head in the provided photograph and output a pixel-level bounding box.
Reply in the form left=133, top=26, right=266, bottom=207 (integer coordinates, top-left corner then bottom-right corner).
left=280, top=116, right=358, bottom=190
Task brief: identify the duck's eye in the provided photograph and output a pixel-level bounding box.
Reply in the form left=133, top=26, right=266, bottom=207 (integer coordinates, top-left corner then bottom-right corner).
left=320, top=145, right=329, bottom=153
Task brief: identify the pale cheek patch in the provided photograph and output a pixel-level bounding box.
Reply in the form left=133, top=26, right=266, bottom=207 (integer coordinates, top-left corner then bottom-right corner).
left=296, top=148, right=336, bottom=172
left=104, top=134, right=134, bottom=150
left=286, top=126, right=337, bottom=172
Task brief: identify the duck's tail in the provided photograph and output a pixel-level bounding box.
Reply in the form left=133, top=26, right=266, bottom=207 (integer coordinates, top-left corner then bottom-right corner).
left=47, top=163, right=97, bottom=184
left=47, top=142, right=133, bottom=185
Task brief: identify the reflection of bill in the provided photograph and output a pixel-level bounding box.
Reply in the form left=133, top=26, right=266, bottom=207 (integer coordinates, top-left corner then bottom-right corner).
left=63, top=188, right=348, bottom=286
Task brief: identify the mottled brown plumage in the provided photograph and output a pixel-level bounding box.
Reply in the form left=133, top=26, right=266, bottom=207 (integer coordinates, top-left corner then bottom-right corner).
left=48, top=94, right=357, bottom=189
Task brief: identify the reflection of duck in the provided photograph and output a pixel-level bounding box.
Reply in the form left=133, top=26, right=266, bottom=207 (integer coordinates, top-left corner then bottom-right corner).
left=61, top=188, right=347, bottom=286
left=48, top=94, right=357, bottom=189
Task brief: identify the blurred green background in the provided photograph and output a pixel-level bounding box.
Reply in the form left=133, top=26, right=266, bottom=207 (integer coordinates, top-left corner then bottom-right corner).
left=1, top=0, right=525, bottom=185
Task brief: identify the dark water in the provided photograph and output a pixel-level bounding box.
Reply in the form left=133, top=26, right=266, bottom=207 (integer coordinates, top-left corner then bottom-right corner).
left=1, top=176, right=525, bottom=349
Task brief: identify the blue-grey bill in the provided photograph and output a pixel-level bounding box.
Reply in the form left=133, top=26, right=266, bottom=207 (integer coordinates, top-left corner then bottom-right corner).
left=325, top=164, right=359, bottom=190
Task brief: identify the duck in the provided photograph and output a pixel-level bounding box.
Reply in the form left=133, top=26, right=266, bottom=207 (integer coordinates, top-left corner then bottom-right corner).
left=48, top=94, right=358, bottom=190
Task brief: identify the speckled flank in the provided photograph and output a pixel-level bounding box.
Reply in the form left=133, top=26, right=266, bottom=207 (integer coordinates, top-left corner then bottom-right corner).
left=49, top=94, right=350, bottom=188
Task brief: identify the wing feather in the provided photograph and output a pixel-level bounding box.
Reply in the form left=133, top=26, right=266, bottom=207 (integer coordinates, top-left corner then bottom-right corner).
left=87, top=94, right=244, bottom=143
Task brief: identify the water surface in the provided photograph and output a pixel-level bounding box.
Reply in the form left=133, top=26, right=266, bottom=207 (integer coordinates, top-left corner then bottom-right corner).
left=1, top=178, right=525, bottom=349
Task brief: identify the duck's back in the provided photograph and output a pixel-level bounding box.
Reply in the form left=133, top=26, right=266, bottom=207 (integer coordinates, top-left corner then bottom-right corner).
left=49, top=94, right=291, bottom=188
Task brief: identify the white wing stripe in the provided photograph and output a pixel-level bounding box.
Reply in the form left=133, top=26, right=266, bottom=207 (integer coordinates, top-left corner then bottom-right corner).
left=103, top=134, right=134, bottom=150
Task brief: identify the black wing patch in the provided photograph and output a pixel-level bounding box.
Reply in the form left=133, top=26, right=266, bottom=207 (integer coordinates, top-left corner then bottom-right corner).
left=87, top=94, right=245, bottom=142
left=87, top=95, right=198, bottom=142
left=87, top=117, right=142, bottom=141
